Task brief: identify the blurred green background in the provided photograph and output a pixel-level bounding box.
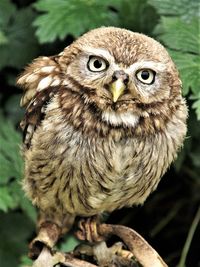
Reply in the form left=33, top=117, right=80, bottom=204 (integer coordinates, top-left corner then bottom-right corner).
left=0, top=0, right=199, bottom=266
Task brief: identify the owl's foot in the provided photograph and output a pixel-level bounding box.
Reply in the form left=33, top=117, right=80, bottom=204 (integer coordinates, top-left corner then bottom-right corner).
left=28, top=221, right=61, bottom=259
left=76, top=216, right=105, bottom=243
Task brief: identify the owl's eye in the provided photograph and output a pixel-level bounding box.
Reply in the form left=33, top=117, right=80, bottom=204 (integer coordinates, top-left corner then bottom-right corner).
left=87, top=56, right=108, bottom=72
left=136, top=69, right=155, bottom=84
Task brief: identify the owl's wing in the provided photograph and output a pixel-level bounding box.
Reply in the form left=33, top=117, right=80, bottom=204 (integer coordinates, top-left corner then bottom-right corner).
left=17, top=56, right=62, bottom=148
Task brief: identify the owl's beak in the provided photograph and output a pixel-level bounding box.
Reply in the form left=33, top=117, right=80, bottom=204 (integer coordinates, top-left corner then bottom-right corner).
left=110, top=79, right=126, bottom=102
left=110, top=70, right=129, bottom=102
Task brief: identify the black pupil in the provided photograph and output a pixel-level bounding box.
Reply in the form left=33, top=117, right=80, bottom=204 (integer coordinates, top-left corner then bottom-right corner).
left=94, top=59, right=102, bottom=69
left=141, top=70, right=150, bottom=80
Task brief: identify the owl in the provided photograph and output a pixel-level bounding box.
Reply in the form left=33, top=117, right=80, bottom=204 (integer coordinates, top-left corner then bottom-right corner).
left=17, top=27, right=187, bottom=256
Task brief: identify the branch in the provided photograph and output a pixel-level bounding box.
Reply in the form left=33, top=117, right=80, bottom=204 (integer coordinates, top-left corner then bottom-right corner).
left=28, top=223, right=168, bottom=267
left=99, top=223, right=168, bottom=267
left=31, top=247, right=98, bottom=267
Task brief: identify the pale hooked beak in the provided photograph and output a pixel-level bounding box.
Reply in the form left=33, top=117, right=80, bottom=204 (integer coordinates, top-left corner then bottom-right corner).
left=110, top=79, right=126, bottom=102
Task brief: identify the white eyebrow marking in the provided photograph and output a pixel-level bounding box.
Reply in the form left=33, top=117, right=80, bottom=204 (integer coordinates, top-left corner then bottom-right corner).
left=81, top=47, right=114, bottom=60
left=127, top=61, right=166, bottom=74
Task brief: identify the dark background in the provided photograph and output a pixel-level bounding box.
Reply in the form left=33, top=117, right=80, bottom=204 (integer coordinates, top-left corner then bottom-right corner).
left=0, top=0, right=199, bottom=266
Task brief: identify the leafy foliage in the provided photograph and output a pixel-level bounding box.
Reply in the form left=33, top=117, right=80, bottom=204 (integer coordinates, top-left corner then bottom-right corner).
left=0, top=114, right=36, bottom=220
left=117, top=0, right=159, bottom=35
left=148, top=0, right=200, bottom=118
left=0, top=0, right=200, bottom=267
left=0, top=0, right=39, bottom=70
left=0, top=115, right=22, bottom=185
left=33, top=0, right=121, bottom=43
left=160, top=18, right=200, bottom=116
left=148, top=0, right=199, bottom=19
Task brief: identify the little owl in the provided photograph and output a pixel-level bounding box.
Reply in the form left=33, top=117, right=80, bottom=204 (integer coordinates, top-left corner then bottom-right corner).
left=17, top=27, right=187, bottom=256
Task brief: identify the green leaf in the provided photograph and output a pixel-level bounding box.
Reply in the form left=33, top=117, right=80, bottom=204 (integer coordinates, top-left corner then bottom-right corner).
left=117, top=0, right=159, bottom=35
left=33, top=0, right=121, bottom=43
left=9, top=181, right=37, bottom=222
left=4, top=94, right=24, bottom=125
left=148, top=0, right=199, bottom=21
left=0, top=7, right=39, bottom=70
left=0, top=30, right=8, bottom=44
left=192, top=99, right=200, bottom=120
left=148, top=5, right=200, bottom=92
left=0, top=115, right=23, bottom=184
left=0, top=115, right=23, bottom=212
left=0, top=114, right=37, bottom=218
left=0, top=187, right=15, bottom=212
left=155, top=18, right=199, bottom=54
left=0, top=0, right=15, bottom=46
left=148, top=0, right=200, bottom=119
left=155, top=17, right=200, bottom=118
left=169, top=50, right=200, bottom=96
left=0, top=0, right=16, bottom=27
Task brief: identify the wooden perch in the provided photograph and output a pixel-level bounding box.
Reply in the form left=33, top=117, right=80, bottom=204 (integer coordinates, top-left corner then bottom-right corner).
left=29, top=223, right=168, bottom=267
left=99, top=223, right=168, bottom=267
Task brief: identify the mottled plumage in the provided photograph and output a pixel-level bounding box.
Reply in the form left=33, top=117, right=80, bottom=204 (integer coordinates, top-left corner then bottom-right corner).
left=17, top=27, right=187, bottom=248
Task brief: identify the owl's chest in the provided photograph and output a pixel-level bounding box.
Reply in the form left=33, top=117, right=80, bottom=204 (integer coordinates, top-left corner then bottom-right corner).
left=31, top=120, right=167, bottom=216
left=64, top=124, right=135, bottom=169
left=50, top=126, right=156, bottom=215
left=66, top=137, right=134, bottom=174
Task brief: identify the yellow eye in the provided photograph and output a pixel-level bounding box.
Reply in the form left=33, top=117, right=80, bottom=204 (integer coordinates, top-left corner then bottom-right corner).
left=136, top=69, right=155, bottom=84
left=87, top=56, right=108, bottom=72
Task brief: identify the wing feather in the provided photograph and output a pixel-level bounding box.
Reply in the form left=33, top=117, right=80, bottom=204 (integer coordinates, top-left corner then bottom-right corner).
left=17, top=56, right=61, bottom=107
left=17, top=56, right=62, bottom=148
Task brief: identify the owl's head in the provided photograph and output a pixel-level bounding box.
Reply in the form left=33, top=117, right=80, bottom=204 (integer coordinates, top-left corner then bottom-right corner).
left=18, top=27, right=185, bottom=132
left=58, top=27, right=182, bottom=128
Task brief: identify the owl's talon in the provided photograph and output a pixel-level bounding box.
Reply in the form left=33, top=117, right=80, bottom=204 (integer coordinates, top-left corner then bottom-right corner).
left=76, top=217, right=105, bottom=243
